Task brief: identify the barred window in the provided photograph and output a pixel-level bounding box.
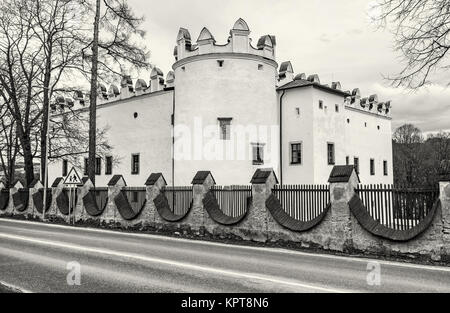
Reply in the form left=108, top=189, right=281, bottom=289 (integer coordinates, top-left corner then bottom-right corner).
left=370, top=158, right=375, bottom=176
left=105, top=156, right=112, bottom=175
left=84, top=158, right=88, bottom=176
left=354, top=157, right=360, bottom=174
left=95, top=157, right=101, bottom=175
left=218, top=118, right=232, bottom=140
left=252, top=143, right=264, bottom=165
left=62, top=159, right=68, bottom=176
left=291, top=143, right=302, bottom=164
left=327, top=143, right=335, bottom=165
left=131, top=154, right=140, bottom=175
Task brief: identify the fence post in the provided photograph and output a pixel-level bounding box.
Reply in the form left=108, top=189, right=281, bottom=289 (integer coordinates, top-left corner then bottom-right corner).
left=0, top=181, right=5, bottom=217
left=328, top=165, right=359, bottom=252
left=440, top=168, right=450, bottom=261
left=29, top=179, right=43, bottom=219
left=233, top=168, right=278, bottom=242
left=145, top=173, right=167, bottom=229
left=9, top=181, right=24, bottom=216
left=187, top=171, right=215, bottom=234
left=102, top=175, right=126, bottom=226
left=49, top=177, right=64, bottom=219
left=77, top=177, right=94, bottom=222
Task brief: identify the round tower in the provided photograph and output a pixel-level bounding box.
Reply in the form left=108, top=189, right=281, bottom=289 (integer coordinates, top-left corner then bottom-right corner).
left=173, top=18, right=279, bottom=185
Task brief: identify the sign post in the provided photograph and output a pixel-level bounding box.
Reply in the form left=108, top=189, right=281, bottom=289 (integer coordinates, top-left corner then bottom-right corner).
left=63, top=167, right=83, bottom=225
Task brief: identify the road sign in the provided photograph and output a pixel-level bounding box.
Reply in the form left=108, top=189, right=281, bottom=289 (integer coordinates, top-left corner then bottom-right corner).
left=63, top=167, right=83, bottom=186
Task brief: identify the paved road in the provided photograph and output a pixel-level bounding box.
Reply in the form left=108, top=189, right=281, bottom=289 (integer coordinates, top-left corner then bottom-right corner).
left=0, top=218, right=449, bottom=293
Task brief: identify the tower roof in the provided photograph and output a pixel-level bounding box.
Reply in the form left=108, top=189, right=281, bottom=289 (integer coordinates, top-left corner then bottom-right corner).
left=197, top=27, right=216, bottom=43
left=232, top=18, right=250, bottom=32
left=177, top=27, right=191, bottom=42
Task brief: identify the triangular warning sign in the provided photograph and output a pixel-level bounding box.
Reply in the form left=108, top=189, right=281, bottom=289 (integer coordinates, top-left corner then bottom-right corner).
left=63, top=167, right=83, bottom=186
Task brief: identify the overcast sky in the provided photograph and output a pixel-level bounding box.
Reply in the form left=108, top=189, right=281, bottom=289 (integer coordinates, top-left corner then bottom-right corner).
left=128, top=0, right=450, bottom=134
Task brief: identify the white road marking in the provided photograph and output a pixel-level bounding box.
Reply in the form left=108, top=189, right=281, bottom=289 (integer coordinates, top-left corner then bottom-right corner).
left=1, top=218, right=449, bottom=272
left=0, top=232, right=350, bottom=293
left=0, top=280, right=33, bottom=293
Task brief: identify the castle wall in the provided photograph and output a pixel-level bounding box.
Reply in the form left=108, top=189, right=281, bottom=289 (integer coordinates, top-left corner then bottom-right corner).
left=280, top=87, right=315, bottom=184
left=48, top=91, right=174, bottom=186
left=344, top=105, right=393, bottom=184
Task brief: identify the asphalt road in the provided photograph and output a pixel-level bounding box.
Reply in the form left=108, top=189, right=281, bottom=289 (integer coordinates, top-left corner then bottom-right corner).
left=0, top=218, right=449, bottom=293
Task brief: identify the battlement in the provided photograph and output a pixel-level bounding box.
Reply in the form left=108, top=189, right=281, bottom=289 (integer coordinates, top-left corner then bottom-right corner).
left=51, top=69, right=174, bottom=112
left=174, top=18, right=276, bottom=64
left=277, top=61, right=391, bottom=118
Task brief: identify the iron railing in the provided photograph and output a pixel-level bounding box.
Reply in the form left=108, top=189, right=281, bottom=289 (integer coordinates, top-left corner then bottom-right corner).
left=272, top=184, right=330, bottom=221
left=163, top=186, right=193, bottom=215
left=355, top=184, right=439, bottom=230
left=123, top=187, right=146, bottom=212
left=211, top=185, right=252, bottom=217
left=92, top=187, right=108, bottom=212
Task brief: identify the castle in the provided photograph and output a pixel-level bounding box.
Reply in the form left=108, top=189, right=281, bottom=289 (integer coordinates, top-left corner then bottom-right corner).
left=48, top=18, right=393, bottom=186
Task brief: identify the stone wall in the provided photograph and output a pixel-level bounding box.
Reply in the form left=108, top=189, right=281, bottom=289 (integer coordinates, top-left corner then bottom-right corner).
left=1, top=168, right=449, bottom=262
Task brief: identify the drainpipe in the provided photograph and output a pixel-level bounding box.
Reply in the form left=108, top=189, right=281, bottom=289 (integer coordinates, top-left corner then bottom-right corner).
left=279, top=89, right=286, bottom=186
left=172, top=88, right=175, bottom=188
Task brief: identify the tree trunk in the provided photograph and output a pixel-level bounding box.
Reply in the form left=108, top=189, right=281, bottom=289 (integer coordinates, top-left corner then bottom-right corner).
left=88, top=0, right=101, bottom=186
left=40, top=52, right=52, bottom=185
left=20, top=131, right=35, bottom=186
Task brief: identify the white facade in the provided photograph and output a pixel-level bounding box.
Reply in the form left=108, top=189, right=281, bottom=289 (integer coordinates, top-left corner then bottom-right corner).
left=48, top=18, right=393, bottom=186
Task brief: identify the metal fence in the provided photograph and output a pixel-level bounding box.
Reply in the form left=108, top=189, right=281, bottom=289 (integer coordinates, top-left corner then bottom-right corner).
left=92, top=187, right=108, bottom=212
left=163, top=186, right=193, bottom=215
left=272, top=184, right=330, bottom=221
left=355, top=184, right=440, bottom=230
left=62, top=188, right=78, bottom=208
left=211, top=185, right=252, bottom=217
left=124, top=187, right=146, bottom=212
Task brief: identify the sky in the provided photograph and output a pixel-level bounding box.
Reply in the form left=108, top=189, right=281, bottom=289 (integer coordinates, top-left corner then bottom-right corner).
left=127, top=0, right=450, bottom=134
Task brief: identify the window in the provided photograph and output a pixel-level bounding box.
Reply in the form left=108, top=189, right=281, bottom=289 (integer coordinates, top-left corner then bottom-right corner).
left=105, top=156, right=113, bottom=175
left=62, top=159, right=68, bottom=176
left=291, top=143, right=302, bottom=165
left=218, top=118, right=232, bottom=140
left=181, top=66, right=185, bottom=71
left=217, top=60, right=224, bottom=67
left=327, top=143, right=335, bottom=165
left=319, top=100, right=323, bottom=109
left=354, top=157, right=360, bottom=174
left=84, top=158, right=88, bottom=176
left=295, top=107, right=300, bottom=116
left=370, top=158, right=375, bottom=176
left=133, top=112, right=138, bottom=119
left=365, top=122, right=367, bottom=127
left=347, top=118, right=350, bottom=124
left=95, top=157, right=101, bottom=175
left=258, top=64, right=263, bottom=70
left=383, top=160, right=388, bottom=176
left=131, top=154, right=140, bottom=175
left=252, top=143, right=264, bottom=165
left=335, top=104, right=339, bottom=112
left=346, top=156, right=350, bottom=165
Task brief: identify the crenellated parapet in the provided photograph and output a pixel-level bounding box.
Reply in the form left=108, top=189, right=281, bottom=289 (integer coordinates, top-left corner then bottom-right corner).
left=345, top=88, right=391, bottom=117
left=173, top=18, right=276, bottom=67
left=277, top=60, right=391, bottom=118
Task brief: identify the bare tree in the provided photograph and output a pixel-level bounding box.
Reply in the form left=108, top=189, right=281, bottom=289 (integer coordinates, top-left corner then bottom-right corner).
left=371, top=0, right=450, bottom=89
left=80, top=0, right=150, bottom=185
left=0, top=0, right=45, bottom=185
left=0, top=99, right=20, bottom=187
